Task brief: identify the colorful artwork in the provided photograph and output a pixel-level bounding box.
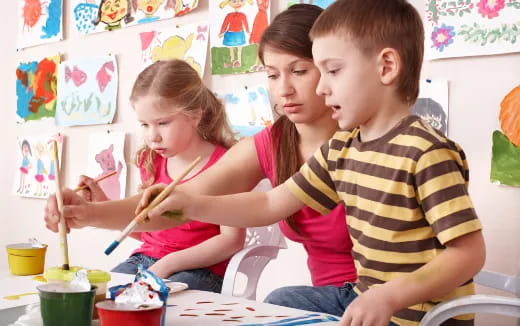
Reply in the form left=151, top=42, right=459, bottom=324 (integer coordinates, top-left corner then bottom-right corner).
left=240, top=313, right=339, bottom=325
left=13, top=133, right=63, bottom=199
left=16, top=55, right=60, bottom=123
left=140, top=22, right=209, bottom=76
left=287, top=0, right=335, bottom=8
left=412, top=79, right=449, bottom=135
left=491, top=85, right=520, bottom=187
left=210, top=0, right=270, bottom=75
left=71, top=0, right=199, bottom=37
left=215, top=85, right=273, bottom=137
left=17, top=0, right=63, bottom=49
left=87, top=131, right=127, bottom=200
left=55, top=56, right=118, bottom=127
left=425, top=0, right=520, bottom=60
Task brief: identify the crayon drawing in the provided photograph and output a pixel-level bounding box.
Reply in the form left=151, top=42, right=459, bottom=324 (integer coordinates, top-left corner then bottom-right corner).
left=412, top=79, right=449, bottom=135
left=140, top=22, right=209, bottom=76
left=425, top=0, right=520, bottom=60
left=491, top=85, right=520, bottom=187
left=215, top=85, right=273, bottom=138
left=210, top=0, right=270, bottom=75
left=17, top=0, right=63, bottom=49
left=87, top=131, right=127, bottom=200
left=71, top=0, right=199, bottom=37
left=287, top=0, right=335, bottom=8
left=56, top=56, right=118, bottom=127
left=13, top=134, right=63, bottom=199
left=16, top=55, right=60, bottom=123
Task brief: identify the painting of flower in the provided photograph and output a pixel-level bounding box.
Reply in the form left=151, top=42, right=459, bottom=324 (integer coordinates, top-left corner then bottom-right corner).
left=477, top=0, right=505, bottom=18
left=431, top=24, right=455, bottom=51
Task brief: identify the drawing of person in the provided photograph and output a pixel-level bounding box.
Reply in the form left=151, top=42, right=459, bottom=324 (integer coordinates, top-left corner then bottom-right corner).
left=249, top=0, right=269, bottom=72
left=412, top=98, right=448, bottom=134
left=219, top=0, right=253, bottom=69
left=93, top=0, right=134, bottom=31
left=17, top=140, right=32, bottom=194
left=136, top=0, right=164, bottom=23
left=34, top=142, right=48, bottom=197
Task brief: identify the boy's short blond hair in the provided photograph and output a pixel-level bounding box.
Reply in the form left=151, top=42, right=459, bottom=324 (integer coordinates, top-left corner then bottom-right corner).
left=310, top=0, right=424, bottom=104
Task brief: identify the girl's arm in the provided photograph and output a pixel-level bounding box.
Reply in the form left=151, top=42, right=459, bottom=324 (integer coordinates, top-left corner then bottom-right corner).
left=147, top=226, right=246, bottom=279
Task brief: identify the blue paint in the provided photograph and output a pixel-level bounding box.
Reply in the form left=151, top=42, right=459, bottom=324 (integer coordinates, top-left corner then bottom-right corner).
left=248, top=91, right=258, bottom=103
left=73, top=3, right=98, bottom=34
left=104, top=240, right=119, bottom=255
left=41, top=0, right=62, bottom=39
left=16, top=61, right=38, bottom=119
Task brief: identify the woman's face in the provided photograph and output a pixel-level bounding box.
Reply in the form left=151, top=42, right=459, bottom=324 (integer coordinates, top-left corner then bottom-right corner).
left=262, top=47, right=331, bottom=125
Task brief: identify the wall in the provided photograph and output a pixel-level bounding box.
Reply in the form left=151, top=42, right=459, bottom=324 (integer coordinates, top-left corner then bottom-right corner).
left=0, top=1, right=519, bottom=324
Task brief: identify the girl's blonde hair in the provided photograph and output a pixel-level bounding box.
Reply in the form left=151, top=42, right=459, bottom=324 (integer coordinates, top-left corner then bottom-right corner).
left=131, top=59, right=236, bottom=188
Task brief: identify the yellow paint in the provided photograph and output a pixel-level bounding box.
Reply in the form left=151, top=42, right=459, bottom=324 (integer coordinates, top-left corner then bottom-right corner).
left=3, top=292, right=38, bottom=300
left=32, top=275, right=47, bottom=282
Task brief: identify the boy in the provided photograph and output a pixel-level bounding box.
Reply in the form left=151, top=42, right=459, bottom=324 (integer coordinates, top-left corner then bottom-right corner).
left=142, top=0, right=486, bottom=325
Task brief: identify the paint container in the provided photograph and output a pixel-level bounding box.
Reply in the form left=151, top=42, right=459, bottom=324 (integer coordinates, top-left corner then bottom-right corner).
left=44, top=266, right=111, bottom=318
left=6, top=243, right=47, bottom=275
left=38, top=283, right=96, bottom=326
left=96, top=300, right=164, bottom=326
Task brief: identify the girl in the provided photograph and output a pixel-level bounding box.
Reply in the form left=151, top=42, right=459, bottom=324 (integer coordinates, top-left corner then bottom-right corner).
left=70, top=59, right=245, bottom=292
left=45, top=5, right=356, bottom=315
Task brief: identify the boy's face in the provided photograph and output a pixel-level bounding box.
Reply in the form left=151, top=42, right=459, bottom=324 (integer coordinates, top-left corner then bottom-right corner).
left=313, top=34, right=382, bottom=130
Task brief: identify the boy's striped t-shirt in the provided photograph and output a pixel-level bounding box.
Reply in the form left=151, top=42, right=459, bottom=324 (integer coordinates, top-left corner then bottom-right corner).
left=285, top=115, right=482, bottom=326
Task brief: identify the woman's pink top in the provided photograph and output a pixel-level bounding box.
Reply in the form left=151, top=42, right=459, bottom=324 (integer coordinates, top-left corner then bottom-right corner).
left=133, top=146, right=229, bottom=276
left=254, top=127, right=357, bottom=286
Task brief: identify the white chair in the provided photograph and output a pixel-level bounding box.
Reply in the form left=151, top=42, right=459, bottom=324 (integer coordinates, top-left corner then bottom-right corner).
left=420, top=270, right=520, bottom=326
left=221, top=224, right=287, bottom=300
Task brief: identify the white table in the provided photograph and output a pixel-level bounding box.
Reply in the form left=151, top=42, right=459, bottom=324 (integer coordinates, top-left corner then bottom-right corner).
left=1, top=271, right=339, bottom=325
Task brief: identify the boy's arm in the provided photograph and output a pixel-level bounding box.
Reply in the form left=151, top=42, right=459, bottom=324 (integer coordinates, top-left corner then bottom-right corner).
left=147, top=226, right=246, bottom=279
left=148, top=183, right=306, bottom=228
left=339, top=230, right=485, bottom=326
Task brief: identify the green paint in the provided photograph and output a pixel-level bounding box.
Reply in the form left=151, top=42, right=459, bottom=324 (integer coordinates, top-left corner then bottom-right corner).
left=38, top=284, right=96, bottom=326
left=458, top=23, right=520, bottom=46
left=161, top=209, right=184, bottom=221
left=211, top=44, right=259, bottom=75
left=490, top=130, right=520, bottom=187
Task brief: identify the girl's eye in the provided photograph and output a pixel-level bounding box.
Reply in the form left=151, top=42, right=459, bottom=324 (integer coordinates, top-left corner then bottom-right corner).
left=158, top=121, right=169, bottom=126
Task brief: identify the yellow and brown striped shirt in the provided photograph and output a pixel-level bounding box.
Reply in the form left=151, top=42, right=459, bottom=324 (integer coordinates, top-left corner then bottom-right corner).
left=285, top=115, right=482, bottom=326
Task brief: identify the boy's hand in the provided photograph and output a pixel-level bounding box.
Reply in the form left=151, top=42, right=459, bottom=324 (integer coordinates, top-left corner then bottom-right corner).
left=77, top=175, right=109, bottom=202
left=340, top=287, right=396, bottom=326
left=44, top=189, right=92, bottom=232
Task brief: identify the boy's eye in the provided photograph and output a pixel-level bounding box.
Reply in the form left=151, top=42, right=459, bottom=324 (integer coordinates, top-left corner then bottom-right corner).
left=293, top=69, right=307, bottom=75
left=158, top=121, right=169, bottom=126
left=140, top=123, right=148, bottom=128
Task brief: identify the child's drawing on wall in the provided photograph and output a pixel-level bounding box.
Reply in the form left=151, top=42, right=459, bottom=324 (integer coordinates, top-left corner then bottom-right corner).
left=93, top=0, right=134, bottom=31
left=287, top=0, right=335, bottom=8
left=249, top=0, right=269, bottom=72
left=140, top=22, right=209, bottom=75
left=412, top=79, right=449, bottom=135
left=17, top=0, right=63, bottom=49
left=136, top=0, right=164, bottom=23
left=17, top=140, right=32, bottom=194
left=87, top=131, right=127, bottom=200
left=16, top=55, right=60, bottom=123
left=210, top=0, right=259, bottom=74
left=56, top=56, right=118, bottom=127
left=13, top=134, right=62, bottom=199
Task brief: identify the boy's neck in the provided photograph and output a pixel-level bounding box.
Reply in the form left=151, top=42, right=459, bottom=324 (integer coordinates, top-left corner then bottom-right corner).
left=358, top=100, right=411, bottom=143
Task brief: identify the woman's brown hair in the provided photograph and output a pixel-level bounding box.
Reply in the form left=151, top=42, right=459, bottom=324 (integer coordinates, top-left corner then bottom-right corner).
left=258, top=4, right=323, bottom=234
left=131, top=59, right=236, bottom=189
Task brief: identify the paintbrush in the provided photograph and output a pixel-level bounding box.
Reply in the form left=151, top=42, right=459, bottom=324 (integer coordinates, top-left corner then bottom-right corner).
left=52, top=140, right=70, bottom=270
left=104, top=156, right=201, bottom=255
left=73, top=170, right=118, bottom=192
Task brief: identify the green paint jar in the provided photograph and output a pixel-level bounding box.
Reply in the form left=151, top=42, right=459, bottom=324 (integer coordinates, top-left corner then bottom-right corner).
left=37, top=283, right=97, bottom=326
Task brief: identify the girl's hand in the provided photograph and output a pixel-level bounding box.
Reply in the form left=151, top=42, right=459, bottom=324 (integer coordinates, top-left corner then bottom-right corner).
left=44, top=189, right=92, bottom=232
left=77, top=175, right=109, bottom=202
left=147, top=260, right=172, bottom=280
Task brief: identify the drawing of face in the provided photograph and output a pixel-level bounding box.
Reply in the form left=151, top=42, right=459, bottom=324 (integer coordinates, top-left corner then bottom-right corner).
left=100, top=0, right=129, bottom=25
left=22, top=142, right=31, bottom=157
left=137, top=0, right=163, bottom=15
left=229, top=0, right=247, bottom=10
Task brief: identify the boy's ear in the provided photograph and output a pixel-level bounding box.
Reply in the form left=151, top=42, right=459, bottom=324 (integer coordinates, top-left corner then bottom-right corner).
left=377, top=47, right=401, bottom=86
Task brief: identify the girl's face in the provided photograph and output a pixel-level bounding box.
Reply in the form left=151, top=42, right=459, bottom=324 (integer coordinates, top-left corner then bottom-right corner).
left=134, top=95, right=201, bottom=158
left=100, top=0, right=129, bottom=24
left=229, top=0, right=247, bottom=10
left=262, top=47, right=331, bottom=125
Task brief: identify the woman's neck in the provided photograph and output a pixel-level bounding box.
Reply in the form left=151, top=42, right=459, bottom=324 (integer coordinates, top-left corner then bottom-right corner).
left=295, top=114, right=338, bottom=161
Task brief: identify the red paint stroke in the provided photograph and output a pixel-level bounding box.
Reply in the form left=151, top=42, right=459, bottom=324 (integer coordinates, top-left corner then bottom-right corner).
left=205, top=313, right=226, bottom=316
left=180, top=313, right=199, bottom=317
left=254, top=315, right=272, bottom=318
left=214, top=309, right=232, bottom=312
left=184, top=308, right=198, bottom=311
left=230, top=316, right=244, bottom=319
left=29, top=57, right=57, bottom=113
left=245, top=307, right=256, bottom=311
left=275, top=315, right=290, bottom=318
left=196, top=301, right=214, bottom=304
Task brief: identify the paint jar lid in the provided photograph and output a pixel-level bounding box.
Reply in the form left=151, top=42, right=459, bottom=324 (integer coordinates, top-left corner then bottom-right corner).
left=44, top=266, right=111, bottom=283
